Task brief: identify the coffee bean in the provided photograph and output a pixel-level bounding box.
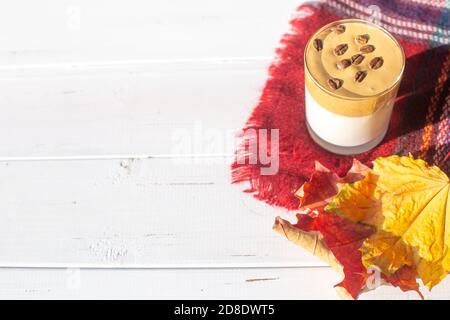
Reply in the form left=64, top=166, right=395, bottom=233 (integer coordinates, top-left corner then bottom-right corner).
left=331, top=25, right=346, bottom=35
left=337, top=59, right=352, bottom=70
left=351, top=54, right=365, bottom=65
left=356, top=34, right=370, bottom=45
left=328, top=78, right=343, bottom=90
left=369, top=57, right=384, bottom=70
left=313, top=38, right=323, bottom=51
left=334, top=43, right=349, bottom=56
left=355, top=70, right=368, bottom=83
left=360, top=45, right=375, bottom=53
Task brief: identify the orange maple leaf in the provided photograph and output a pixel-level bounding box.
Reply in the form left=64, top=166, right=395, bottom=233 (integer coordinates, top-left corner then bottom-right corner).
left=274, top=159, right=422, bottom=299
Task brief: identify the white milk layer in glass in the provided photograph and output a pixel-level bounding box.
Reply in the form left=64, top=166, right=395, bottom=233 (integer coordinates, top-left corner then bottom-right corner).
left=305, top=87, right=394, bottom=147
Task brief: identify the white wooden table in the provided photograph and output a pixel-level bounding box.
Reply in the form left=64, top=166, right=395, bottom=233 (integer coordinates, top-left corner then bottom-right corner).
left=0, top=0, right=448, bottom=299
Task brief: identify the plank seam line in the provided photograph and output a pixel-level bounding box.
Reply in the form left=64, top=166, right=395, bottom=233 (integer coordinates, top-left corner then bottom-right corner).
left=0, top=153, right=235, bottom=162
left=0, top=57, right=273, bottom=72
left=0, top=266, right=332, bottom=271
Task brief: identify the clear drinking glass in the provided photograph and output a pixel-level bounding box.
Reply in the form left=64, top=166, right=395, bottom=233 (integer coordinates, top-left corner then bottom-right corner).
left=304, top=19, right=405, bottom=155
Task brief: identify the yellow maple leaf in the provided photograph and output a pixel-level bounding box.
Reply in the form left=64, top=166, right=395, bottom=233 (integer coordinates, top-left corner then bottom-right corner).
left=326, top=155, right=449, bottom=289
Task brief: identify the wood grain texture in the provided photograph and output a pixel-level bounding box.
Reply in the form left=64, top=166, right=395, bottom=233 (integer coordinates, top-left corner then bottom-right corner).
left=0, top=61, right=266, bottom=158
left=0, top=0, right=300, bottom=66
left=0, top=0, right=448, bottom=300
left=0, top=157, right=322, bottom=268
left=1, top=267, right=447, bottom=300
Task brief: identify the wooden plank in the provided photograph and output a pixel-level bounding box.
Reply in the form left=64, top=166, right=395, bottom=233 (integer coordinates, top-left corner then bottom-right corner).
left=0, top=0, right=300, bottom=66
left=0, top=267, right=343, bottom=300
left=0, top=61, right=267, bottom=158
left=0, top=0, right=304, bottom=158
left=1, top=267, right=445, bottom=300
left=0, top=157, right=323, bottom=268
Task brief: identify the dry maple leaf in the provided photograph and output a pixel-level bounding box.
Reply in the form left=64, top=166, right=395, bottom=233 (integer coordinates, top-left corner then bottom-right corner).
left=274, top=212, right=422, bottom=299
left=274, top=159, right=422, bottom=299
left=295, top=159, right=370, bottom=210
left=326, top=155, right=449, bottom=289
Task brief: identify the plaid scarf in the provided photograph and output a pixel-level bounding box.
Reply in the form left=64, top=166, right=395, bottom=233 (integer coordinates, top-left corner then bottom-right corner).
left=232, top=0, right=450, bottom=210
